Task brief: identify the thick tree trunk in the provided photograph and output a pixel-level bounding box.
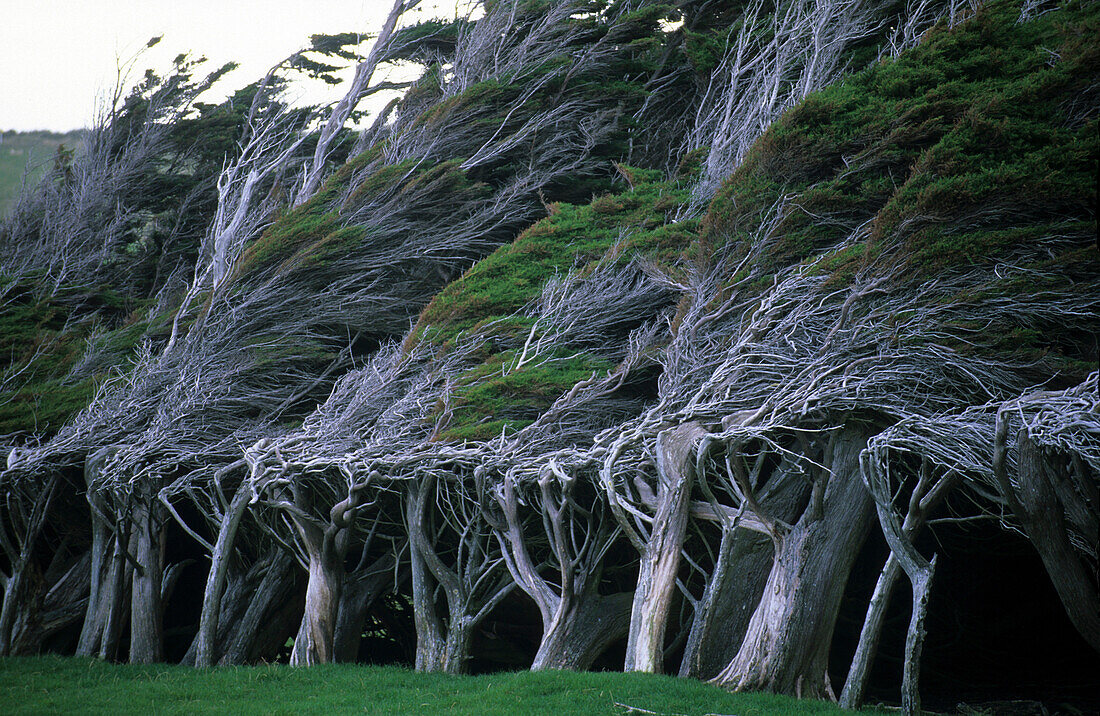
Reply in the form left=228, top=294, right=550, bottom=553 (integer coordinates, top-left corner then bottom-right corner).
left=333, top=555, right=398, bottom=663
left=77, top=515, right=112, bottom=656
left=531, top=591, right=633, bottom=671
left=680, top=461, right=811, bottom=680
left=1012, top=432, right=1100, bottom=652
left=679, top=529, right=771, bottom=679
left=408, top=486, right=446, bottom=672
left=625, top=421, right=707, bottom=673
left=129, top=496, right=165, bottom=663
left=714, top=427, right=874, bottom=698
left=290, top=546, right=344, bottom=666
left=194, top=483, right=251, bottom=667
left=99, top=529, right=133, bottom=662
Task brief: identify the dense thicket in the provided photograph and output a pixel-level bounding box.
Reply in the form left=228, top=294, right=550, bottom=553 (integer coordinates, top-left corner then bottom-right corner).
left=1, top=1, right=1097, bottom=713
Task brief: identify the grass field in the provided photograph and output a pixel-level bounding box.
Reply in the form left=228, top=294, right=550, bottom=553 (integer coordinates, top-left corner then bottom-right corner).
left=0, top=130, right=84, bottom=216
left=0, top=657, right=888, bottom=715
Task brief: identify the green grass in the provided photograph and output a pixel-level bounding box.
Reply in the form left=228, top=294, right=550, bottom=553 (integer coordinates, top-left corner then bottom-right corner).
left=0, top=657, right=886, bottom=715
left=0, top=130, right=84, bottom=217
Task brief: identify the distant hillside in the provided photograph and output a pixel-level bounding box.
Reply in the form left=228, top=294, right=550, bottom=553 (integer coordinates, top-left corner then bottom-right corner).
left=0, top=130, right=84, bottom=216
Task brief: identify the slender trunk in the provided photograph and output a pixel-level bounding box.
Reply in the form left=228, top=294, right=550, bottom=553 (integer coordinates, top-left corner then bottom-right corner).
left=625, top=422, right=706, bottom=673
left=129, top=497, right=165, bottom=663
left=531, top=591, right=633, bottom=671
left=194, top=483, right=251, bottom=667
left=714, top=427, right=873, bottom=698
left=901, top=557, right=935, bottom=716
left=78, top=447, right=119, bottom=656
left=409, top=494, right=446, bottom=672
left=839, top=554, right=902, bottom=709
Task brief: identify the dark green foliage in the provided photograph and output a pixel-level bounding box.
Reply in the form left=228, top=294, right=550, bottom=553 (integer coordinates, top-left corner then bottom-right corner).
left=700, top=0, right=1099, bottom=378
left=412, top=171, right=692, bottom=440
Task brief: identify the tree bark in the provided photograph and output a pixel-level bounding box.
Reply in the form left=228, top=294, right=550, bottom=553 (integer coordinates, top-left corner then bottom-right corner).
left=333, top=554, right=398, bottom=663
left=77, top=446, right=119, bottom=656
left=680, top=459, right=811, bottom=680
left=290, top=543, right=343, bottom=666
left=218, top=549, right=300, bottom=665
left=129, top=495, right=165, bottom=663
left=1009, top=431, right=1100, bottom=652
left=531, top=591, right=633, bottom=670
left=713, top=427, right=874, bottom=698
left=625, top=421, right=707, bottom=673
left=194, top=483, right=251, bottom=667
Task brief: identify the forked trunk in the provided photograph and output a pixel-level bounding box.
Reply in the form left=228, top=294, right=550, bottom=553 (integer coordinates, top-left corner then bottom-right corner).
left=714, top=427, right=873, bottom=698
left=625, top=421, right=706, bottom=673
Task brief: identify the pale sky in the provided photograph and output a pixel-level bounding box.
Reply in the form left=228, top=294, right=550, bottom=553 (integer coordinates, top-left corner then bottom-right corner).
left=0, top=0, right=459, bottom=133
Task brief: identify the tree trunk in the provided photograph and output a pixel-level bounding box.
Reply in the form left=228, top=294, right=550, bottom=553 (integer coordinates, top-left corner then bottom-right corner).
left=77, top=446, right=119, bottom=656
left=77, top=513, right=112, bottom=656
left=1012, top=432, right=1100, bottom=651
left=680, top=460, right=811, bottom=680
left=839, top=554, right=902, bottom=709
left=290, top=544, right=343, bottom=666
left=129, top=496, right=165, bottom=663
left=408, top=488, right=446, bottom=672
left=714, top=427, right=874, bottom=698
left=333, top=555, right=398, bottom=663
left=219, top=549, right=300, bottom=665
left=625, top=421, right=707, bottom=673
left=194, top=483, right=251, bottom=667
left=531, top=591, right=633, bottom=671
left=99, top=528, right=133, bottom=662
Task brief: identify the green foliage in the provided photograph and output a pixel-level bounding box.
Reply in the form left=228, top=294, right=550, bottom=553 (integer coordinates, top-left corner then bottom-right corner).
left=0, top=657, right=883, bottom=716
left=412, top=171, right=692, bottom=441
left=699, top=0, right=1099, bottom=379
left=417, top=174, right=692, bottom=341
left=0, top=281, right=153, bottom=436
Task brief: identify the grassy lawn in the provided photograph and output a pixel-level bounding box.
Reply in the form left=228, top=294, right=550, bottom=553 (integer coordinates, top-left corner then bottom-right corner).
left=0, top=657, right=887, bottom=715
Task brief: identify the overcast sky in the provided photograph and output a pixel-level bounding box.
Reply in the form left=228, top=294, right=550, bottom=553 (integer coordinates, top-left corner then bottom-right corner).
left=0, top=0, right=457, bottom=133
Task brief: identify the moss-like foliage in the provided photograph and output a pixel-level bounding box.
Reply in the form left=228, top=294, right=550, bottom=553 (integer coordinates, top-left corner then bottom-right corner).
left=0, top=281, right=153, bottom=436
left=412, top=169, right=692, bottom=440
left=701, top=0, right=1099, bottom=378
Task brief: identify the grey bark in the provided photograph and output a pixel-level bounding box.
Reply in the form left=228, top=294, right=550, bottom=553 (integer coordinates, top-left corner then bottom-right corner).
left=713, top=427, right=874, bottom=698
left=194, top=482, right=251, bottom=667
left=129, top=495, right=165, bottom=663
left=625, top=421, right=707, bottom=673
left=998, top=425, right=1100, bottom=652
left=680, top=457, right=812, bottom=680
left=530, top=591, right=633, bottom=671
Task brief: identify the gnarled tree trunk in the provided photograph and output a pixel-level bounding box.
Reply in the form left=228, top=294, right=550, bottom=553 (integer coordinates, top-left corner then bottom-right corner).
left=714, top=426, right=874, bottom=698
left=625, top=421, right=706, bottom=673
